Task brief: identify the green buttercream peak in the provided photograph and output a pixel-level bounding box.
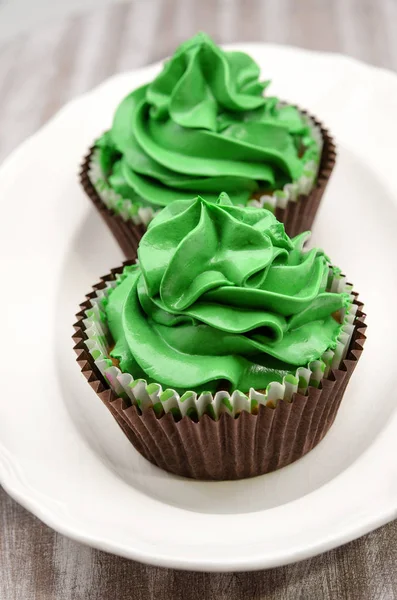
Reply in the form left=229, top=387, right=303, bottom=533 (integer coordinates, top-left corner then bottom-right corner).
left=96, top=33, right=320, bottom=210
left=105, top=196, right=349, bottom=393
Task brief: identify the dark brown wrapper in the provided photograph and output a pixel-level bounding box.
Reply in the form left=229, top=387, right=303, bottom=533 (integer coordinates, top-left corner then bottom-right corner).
left=79, top=110, right=336, bottom=259
left=79, top=152, right=146, bottom=259
left=73, top=264, right=366, bottom=481
left=275, top=111, right=336, bottom=237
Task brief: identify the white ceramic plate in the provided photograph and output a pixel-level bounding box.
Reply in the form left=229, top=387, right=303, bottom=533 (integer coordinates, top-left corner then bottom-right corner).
left=0, top=44, right=397, bottom=572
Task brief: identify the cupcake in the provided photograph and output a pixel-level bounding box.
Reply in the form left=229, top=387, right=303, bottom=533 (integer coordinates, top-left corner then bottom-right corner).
left=81, top=33, right=336, bottom=259
left=74, top=194, right=365, bottom=480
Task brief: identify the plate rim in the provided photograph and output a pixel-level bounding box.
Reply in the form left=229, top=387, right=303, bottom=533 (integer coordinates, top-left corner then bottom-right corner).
left=1, top=42, right=397, bottom=571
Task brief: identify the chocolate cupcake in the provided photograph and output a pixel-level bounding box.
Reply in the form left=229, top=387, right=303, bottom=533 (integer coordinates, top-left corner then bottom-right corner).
left=74, top=194, right=365, bottom=480
left=81, top=33, right=336, bottom=259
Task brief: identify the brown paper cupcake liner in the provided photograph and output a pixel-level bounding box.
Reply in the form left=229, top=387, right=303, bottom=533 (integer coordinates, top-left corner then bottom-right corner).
left=79, top=109, right=336, bottom=259
left=73, top=267, right=365, bottom=481
left=80, top=149, right=146, bottom=258
left=275, top=111, right=336, bottom=237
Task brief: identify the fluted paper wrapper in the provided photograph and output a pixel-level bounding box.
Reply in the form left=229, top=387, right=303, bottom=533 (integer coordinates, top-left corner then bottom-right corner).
left=277, top=110, right=336, bottom=236
left=80, top=150, right=146, bottom=258
left=79, top=108, right=336, bottom=259
left=73, top=265, right=366, bottom=480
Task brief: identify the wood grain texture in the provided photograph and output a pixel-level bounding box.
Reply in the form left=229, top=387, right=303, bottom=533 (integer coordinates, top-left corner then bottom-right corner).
left=2, top=485, right=397, bottom=600
left=1, top=0, right=397, bottom=598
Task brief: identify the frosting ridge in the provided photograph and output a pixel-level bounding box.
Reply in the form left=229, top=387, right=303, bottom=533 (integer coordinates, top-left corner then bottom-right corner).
left=105, top=194, right=349, bottom=392
left=96, top=33, right=320, bottom=210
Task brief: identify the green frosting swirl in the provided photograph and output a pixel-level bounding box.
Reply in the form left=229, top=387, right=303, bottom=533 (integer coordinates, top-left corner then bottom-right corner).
left=96, top=32, right=320, bottom=210
left=104, top=194, right=349, bottom=393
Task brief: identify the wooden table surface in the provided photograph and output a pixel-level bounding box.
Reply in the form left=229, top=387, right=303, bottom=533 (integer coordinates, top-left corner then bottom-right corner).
left=1, top=1, right=397, bottom=598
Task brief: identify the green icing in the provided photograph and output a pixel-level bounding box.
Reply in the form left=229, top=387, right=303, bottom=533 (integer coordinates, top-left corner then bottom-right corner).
left=105, top=194, right=350, bottom=393
left=96, top=32, right=319, bottom=211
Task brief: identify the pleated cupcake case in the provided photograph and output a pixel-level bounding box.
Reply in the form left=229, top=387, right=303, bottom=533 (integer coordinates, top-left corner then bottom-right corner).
left=80, top=107, right=336, bottom=259
left=73, top=263, right=366, bottom=480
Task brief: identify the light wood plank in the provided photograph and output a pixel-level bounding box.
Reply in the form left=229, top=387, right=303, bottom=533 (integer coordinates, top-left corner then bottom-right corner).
left=1, top=1, right=397, bottom=598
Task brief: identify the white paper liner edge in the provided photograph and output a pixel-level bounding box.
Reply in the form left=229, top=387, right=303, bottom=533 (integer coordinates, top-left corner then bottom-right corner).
left=82, top=268, right=356, bottom=420
left=89, top=110, right=323, bottom=225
